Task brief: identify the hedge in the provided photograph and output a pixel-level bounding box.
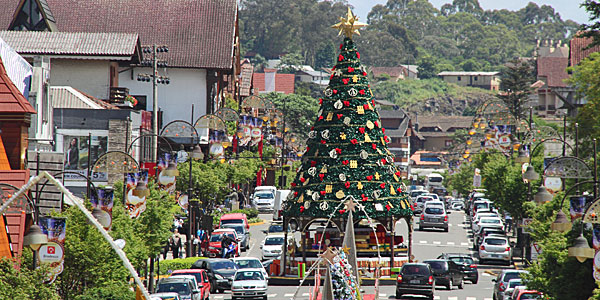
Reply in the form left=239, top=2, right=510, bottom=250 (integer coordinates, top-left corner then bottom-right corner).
left=157, top=257, right=204, bottom=275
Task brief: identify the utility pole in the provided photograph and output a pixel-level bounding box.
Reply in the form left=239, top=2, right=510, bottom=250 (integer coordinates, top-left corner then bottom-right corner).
left=138, top=45, right=170, bottom=161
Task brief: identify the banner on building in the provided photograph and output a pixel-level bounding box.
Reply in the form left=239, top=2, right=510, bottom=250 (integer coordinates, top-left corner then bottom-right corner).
left=570, top=195, right=593, bottom=221
left=125, top=170, right=148, bottom=218
left=37, top=217, right=66, bottom=283
left=593, top=224, right=600, bottom=281
left=63, top=135, right=108, bottom=181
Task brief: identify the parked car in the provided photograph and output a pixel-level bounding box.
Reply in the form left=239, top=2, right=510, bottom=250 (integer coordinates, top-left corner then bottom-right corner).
left=414, top=195, right=434, bottom=214
left=260, top=234, right=285, bottom=260
left=253, top=190, right=276, bottom=212
left=476, top=227, right=506, bottom=247
left=191, top=258, right=239, bottom=293
left=471, top=200, right=491, bottom=218
left=410, top=189, right=428, bottom=199
left=396, top=263, right=435, bottom=300
left=479, top=236, right=512, bottom=265
left=230, top=268, right=268, bottom=300
left=221, top=223, right=250, bottom=251
left=170, top=269, right=211, bottom=300
left=437, top=253, right=478, bottom=284
left=150, top=292, right=181, bottom=300
left=155, top=277, right=199, bottom=300
left=207, top=229, right=240, bottom=258
left=472, top=212, right=500, bottom=226
left=492, top=270, right=529, bottom=300
left=168, top=274, right=200, bottom=300
left=451, top=202, right=464, bottom=210
left=513, top=290, right=543, bottom=300
left=473, top=217, right=504, bottom=233
left=220, top=213, right=249, bottom=230
left=503, top=278, right=524, bottom=300
left=273, top=189, right=290, bottom=220
left=419, top=206, right=449, bottom=232
left=423, top=259, right=464, bottom=290
left=231, top=257, right=269, bottom=279
left=264, top=222, right=284, bottom=234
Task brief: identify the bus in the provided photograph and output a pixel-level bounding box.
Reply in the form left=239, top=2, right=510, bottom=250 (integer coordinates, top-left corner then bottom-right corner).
left=425, top=173, right=444, bottom=191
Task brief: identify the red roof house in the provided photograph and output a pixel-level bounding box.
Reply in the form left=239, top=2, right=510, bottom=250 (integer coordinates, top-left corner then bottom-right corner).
left=570, top=35, right=600, bottom=67
left=252, top=69, right=295, bottom=95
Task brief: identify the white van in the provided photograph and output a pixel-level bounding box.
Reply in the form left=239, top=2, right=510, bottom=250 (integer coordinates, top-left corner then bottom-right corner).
left=425, top=173, right=444, bottom=190
left=253, top=186, right=277, bottom=212
left=272, top=189, right=291, bottom=221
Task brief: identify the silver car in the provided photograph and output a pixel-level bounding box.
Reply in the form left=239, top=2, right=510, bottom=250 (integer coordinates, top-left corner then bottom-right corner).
left=503, top=278, right=524, bottom=300
left=479, top=236, right=512, bottom=265
left=231, top=268, right=268, bottom=300
left=418, top=206, right=448, bottom=232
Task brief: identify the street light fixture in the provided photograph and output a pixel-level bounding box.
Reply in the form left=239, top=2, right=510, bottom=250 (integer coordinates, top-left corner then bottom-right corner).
left=568, top=233, right=595, bottom=263
left=523, top=165, right=539, bottom=181
left=163, top=161, right=180, bottom=177
left=550, top=210, right=572, bottom=232
left=515, top=146, right=529, bottom=164
left=23, top=224, right=48, bottom=269
left=533, top=185, right=553, bottom=204
left=91, top=207, right=112, bottom=229
left=132, top=179, right=151, bottom=197
left=191, top=145, right=204, bottom=160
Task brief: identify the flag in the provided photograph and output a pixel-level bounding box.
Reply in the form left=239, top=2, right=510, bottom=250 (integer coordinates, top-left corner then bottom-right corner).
left=342, top=208, right=360, bottom=295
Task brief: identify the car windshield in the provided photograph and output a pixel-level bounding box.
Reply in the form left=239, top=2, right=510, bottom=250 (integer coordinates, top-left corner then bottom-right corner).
left=485, top=238, right=507, bottom=245
left=173, top=272, right=202, bottom=285
left=508, top=280, right=523, bottom=288
left=474, top=203, right=489, bottom=210
left=255, top=192, right=274, bottom=199
left=401, top=265, right=430, bottom=275
left=157, top=282, right=191, bottom=295
left=223, top=225, right=245, bottom=234
left=425, top=207, right=444, bottom=214
left=268, top=225, right=283, bottom=232
left=481, top=218, right=501, bottom=224
left=504, top=272, right=526, bottom=282
left=265, top=237, right=284, bottom=245
left=448, top=256, right=474, bottom=264
left=221, top=219, right=243, bottom=226
left=234, top=271, right=264, bottom=281
left=424, top=261, right=447, bottom=270
left=235, top=259, right=263, bottom=269
left=520, top=293, right=542, bottom=299
left=209, top=261, right=238, bottom=270
left=209, top=233, right=236, bottom=242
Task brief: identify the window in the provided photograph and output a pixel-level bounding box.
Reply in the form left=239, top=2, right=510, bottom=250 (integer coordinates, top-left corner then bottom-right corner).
left=457, top=76, right=461, bottom=81
left=474, top=76, right=478, bottom=81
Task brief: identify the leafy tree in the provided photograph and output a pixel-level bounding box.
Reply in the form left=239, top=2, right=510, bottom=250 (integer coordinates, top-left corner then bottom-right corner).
left=417, top=55, right=439, bottom=79
left=497, top=58, right=536, bottom=123
left=278, top=52, right=305, bottom=73
left=444, top=161, right=474, bottom=197
left=569, top=52, right=600, bottom=155
left=261, top=92, right=319, bottom=141
left=0, top=257, right=59, bottom=300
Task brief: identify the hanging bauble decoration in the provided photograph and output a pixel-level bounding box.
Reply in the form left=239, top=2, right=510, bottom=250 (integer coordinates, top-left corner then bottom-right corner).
left=307, top=167, right=317, bottom=176
left=322, top=129, right=330, bottom=139
left=334, top=100, right=343, bottom=109
left=324, top=88, right=333, bottom=97
left=339, top=173, right=347, bottom=181
left=348, top=88, right=358, bottom=97
left=320, top=202, right=329, bottom=210
left=329, top=149, right=338, bottom=159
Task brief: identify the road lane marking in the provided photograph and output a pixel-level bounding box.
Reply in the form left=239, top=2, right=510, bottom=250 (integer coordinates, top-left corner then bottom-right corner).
left=302, top=293, right=309, bottom=296
left=379, top=294, right=386, bottom=297
left=448, top=297, right=458, bottom=300
left=466, top=297, right=477, bottom=300
left=433, top=241, right=441, bottom=245
left=449, top=224, right=453, bottom=227
left=447, top=242, right=455, bottom=245
left=461, top=242, right=469, bottom=246
left=268, top=294, right=277, bottom=298
left=284, top=293, right=294, bottom=297
left=420, top=240, right=427, bottom=244
left=434, top=296, right=440, bottom=300
left=214, top=296, right=223, bottom=299
left=484, top=298, right=493, bottom=300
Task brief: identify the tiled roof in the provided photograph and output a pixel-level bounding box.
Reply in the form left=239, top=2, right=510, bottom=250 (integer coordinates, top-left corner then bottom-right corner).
left=0, top=0, right=237, bottom=69
left=0, top=56, right=35, bottom=114
left=537, top=56, right=569, bottom=88
left=51, top=86, right=118, bottom=109
left=570, top=35, right=600, bottom=66
left=370, top=66, right=407, bottom=78
left=416, top=116, right=472, bottom=132
left=239, top=60, right=253, bottom=97
left=379, top=109, right=407, bottom=119
left=253, top=72, right=295, bottom=95
left=0, top=31, right=139, bottom=60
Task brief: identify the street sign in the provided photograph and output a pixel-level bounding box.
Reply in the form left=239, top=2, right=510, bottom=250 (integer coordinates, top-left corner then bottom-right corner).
left=520, top=218, right=533, bottom=233
left=473, top=168, right=481, bottom=187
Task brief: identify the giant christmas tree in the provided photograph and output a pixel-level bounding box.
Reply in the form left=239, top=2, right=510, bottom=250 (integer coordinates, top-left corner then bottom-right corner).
left=283, top=9, right=412, bottom=220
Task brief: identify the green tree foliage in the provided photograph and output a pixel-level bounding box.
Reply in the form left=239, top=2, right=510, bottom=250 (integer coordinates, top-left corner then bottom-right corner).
left=0, top=258, right=59, bottom=300
left=497, top=58, right=536, bottom=122
left=261, top=92, right=319, bottom=141
left=444, top=162, right=474, bottom=197
left=569, top=52, right=600, bottom=155
left=240, top=0, right=577, bottom=71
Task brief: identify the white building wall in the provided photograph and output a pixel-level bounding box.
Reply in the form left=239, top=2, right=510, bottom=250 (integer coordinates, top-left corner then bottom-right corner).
left=50, top=59, right=111, bottom=100
left=119, top=68, right=207, bottom=127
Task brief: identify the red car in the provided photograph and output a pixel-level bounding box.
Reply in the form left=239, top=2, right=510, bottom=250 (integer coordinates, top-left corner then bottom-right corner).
left=170, top=269, right=211, bottom=300
left=208, top=229, right=239, bottom=258
left=514, top=290, right=543, bottom=300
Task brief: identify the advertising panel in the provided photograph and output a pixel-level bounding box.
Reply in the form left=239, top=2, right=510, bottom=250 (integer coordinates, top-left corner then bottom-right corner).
left=125, top=170, right=149, bottom=218
left=37, top=217, right=66, bottom=283
left=63, top=135, right=108, bottom=181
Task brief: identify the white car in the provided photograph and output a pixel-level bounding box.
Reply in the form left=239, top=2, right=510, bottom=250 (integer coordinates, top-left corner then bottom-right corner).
left=473, top=217, right=503, bottom=233
left=479, top=236, right=512, bottom=265
left=232, top=257, right=269, bottom=279
left=471, top=212, right=499, bottom=229
left=150, top=292, right=181, bottom=300
left=503, top=278, right=524, bottom=300
left=253, top=191, right=275, bottom=211
left=231, top=268, right=268, bottom=300
left=423, top=193, right=440, bottom=201
left=260, top=234, right=285, bottom=260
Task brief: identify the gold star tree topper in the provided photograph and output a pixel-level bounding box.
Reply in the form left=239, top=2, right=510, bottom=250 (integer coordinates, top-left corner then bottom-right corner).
left=332, top=7, right=367, bottom=38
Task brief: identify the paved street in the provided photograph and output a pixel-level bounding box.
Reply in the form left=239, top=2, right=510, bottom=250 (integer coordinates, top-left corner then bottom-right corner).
left=212, top=211, right=514, bottom=300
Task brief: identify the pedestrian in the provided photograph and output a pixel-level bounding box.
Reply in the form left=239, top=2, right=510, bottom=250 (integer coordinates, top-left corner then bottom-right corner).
left=505, top=213, right=513, bottom=234
left=196, top=228, right=206, bottom=256
left=221, top=234, right=236, bottom=258
left=169, top=229, right=183, bottom=259
left=238, top=189, right=246, bottom=207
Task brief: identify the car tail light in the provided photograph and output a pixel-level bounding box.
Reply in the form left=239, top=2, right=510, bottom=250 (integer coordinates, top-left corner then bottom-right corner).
left=420, top=214, right=424, bottom=220
left=444, top=215, right=448, bottom=222
left=396, top=275, right=403, bottom=283
left=428, top=275, right=434, bottom=285
left=480, top=245, right=485, bottom=250
left=469, top=264, right=477, bottom=268
left=505, top=246, right=511, bottom=252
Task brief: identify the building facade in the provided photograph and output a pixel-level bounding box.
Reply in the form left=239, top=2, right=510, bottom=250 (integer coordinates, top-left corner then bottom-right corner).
left=437, top=71, right=500, bottom=91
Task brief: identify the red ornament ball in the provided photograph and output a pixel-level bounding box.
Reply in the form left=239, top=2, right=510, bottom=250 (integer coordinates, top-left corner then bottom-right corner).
left=348, top=66, right=354, bottom=73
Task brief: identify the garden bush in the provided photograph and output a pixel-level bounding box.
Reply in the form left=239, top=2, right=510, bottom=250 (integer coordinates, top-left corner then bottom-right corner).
left=157, top=257, right=204, bottom=275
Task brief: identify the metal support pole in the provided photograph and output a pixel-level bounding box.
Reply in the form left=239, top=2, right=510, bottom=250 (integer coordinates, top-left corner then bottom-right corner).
left=282, top=217, right=288, bottom=276
left=408, top=218, right=413, bottom=262
left=575, top=123, right=579, bottom=158
left=32, top=249, right=38, bottom=269
left=86, top=132, right=91, bottom=200
left=594, top=139, right=597, bottom=199
left=187, top=104, right=194, bottom=258
left=152, top=44, right=159, bottom=161
left=563, top=114, right=567, bottom=157
left=148, top=255, right=155, bottom=293
left=279, top=98, right=287, bottom=189
left=390, top=217, right=395, bottom=271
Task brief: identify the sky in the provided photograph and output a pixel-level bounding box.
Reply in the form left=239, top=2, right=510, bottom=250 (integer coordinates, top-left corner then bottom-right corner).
left=347, top=0, right=592, bottom=24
